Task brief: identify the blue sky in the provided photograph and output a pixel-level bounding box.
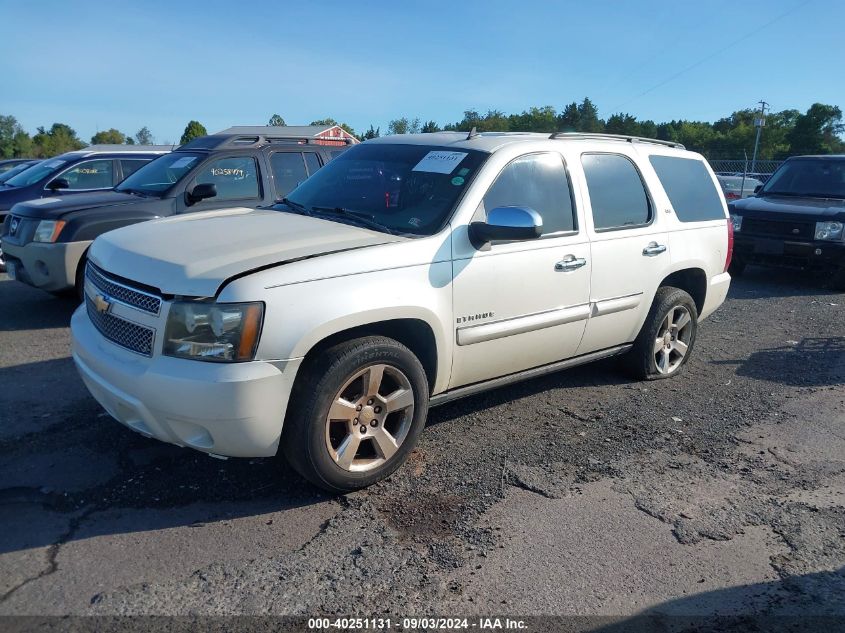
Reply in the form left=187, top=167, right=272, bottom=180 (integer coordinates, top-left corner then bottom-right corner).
left=1, top=0, right=841, bottom=143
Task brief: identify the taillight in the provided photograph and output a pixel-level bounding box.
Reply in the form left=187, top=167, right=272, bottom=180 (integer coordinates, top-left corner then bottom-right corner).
left=725, top=192, right=740, bottom=201
left=724, top=218, right=734, bottom=273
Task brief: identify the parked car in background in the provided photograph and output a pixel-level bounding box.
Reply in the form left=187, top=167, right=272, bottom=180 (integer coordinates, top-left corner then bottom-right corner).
left=728, top=155, right=845, bottom=287
left=0, top=160, right=41, bottom=185
left=716, top=175, right=762, bottom=201
left=70, top=131, right=731, bottom=491
left=0, top=158, right=37, bottom=175
left=1, top=129, right=350, bottom=297
left=0, top=146, right=170, bottom=271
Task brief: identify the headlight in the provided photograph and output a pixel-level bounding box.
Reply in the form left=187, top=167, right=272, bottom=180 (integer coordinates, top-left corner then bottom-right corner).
left=164, top=301, right=264, bottom=362
left=729, top=214, right=743, bottom=232
left=33, top=220, right=66, bottom=242
left=815, top=221, right=844, bottom=241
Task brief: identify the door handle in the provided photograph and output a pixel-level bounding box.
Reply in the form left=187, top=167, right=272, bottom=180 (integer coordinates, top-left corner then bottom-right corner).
left=555, top=256, right=587, bottom=272
left=642, top=242, right=667, bottom=256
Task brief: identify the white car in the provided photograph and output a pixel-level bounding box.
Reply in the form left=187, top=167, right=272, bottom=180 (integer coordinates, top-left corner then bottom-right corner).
left=71, top=132, right=732, bottom=491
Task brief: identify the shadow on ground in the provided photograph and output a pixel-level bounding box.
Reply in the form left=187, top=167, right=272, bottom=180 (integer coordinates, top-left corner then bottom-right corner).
left=0, top=277, right=79, bottom=331
left=591, top=566, right=845, bottom=632
left=712, top=336, right=845, bottom=387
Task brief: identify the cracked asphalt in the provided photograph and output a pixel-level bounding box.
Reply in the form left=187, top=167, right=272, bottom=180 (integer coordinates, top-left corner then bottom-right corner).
left=0, top=267, right=843, bottom=624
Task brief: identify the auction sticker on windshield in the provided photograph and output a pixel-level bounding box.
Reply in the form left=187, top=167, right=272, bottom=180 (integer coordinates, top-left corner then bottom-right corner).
left=169, top=156, right=198, bottom=169
left=412, top=151, right=468, bottom=174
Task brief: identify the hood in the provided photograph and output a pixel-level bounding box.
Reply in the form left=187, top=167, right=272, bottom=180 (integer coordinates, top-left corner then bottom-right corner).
left=731, top=194, right=845, bottom=220
left=89, top=208, right=404, bottom=297
left=11, top=191, right=144, bottom=220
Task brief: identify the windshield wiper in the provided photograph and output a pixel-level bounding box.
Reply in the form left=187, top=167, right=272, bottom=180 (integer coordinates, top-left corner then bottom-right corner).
left=310, top=206, right=397, bottom=235
left=278, top=198, right=310, bottom=215
left=118, top=187, right=150, bottom=197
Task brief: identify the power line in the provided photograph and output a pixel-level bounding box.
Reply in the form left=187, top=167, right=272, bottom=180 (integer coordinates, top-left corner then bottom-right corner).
left=609, top=0, right=812, bottom=113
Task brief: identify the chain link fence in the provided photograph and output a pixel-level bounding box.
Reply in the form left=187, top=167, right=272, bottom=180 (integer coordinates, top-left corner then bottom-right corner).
left=708, top=159, right=783, bottom=183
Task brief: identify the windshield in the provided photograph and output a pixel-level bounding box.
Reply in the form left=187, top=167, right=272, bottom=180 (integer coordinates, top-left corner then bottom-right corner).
left=0, top=161, right=40, bottom=185
left=116, top=152, right=204, bottom=194
left=762, top=159, right=845, bottom=198
left=5, top=157, right=68, bottom=187
left=280, top=144, right=488, bottom=236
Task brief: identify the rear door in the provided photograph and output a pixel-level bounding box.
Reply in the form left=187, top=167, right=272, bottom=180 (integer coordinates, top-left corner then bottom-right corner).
left=269, top=151, right=312, bottom=200
left=575, top=150, right=669, bottom=354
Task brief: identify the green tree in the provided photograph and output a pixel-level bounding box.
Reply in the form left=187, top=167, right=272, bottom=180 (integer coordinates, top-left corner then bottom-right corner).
left=135, top=126, right=154, bottom=145
left=388, top=117, right=421, bottom=135
left=787, top=103, right=845, bottom=154
left=605, top=113, right=641, bottom=136
left=32, top=123, right=85, bottom=157
left=91, top=128, right=126, bottom=145
left=576, top=97, right=603, bottom=132
left=421, top=120, right=441, bottom=133
left=557, top=102, right=580, bottom=131
left=0, top=115, right=31, bottom=158
left=12, top=130, right=34, bottom=157
left=179, top=120, right=208, bottom=145
left=361, top=125, right=380, bottom=140
left=268, top=114, right=286, bottom=126
left=125, top=137, right=135, bottom=145
left=508, top=106, right=557, bottom=132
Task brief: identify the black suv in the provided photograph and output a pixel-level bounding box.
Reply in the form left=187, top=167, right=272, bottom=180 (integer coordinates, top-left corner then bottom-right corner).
left=729, top=155, right=845, bottom=288
left=1, top=129, right=352, bottom=296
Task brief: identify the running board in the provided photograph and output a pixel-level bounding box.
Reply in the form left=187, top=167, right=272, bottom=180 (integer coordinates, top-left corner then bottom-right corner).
left=429, top=344, right=633, bottom=408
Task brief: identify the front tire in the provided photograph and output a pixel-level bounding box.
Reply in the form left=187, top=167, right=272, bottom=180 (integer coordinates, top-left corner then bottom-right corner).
left=624, top=286, right=698, bottom=380
left=282, top=336, right=429, bottom=492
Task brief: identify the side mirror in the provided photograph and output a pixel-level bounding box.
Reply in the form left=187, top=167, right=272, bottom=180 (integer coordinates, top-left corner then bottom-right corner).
left=753, top=184, right=763, bottom=194
left=47, top=177, right=70, bottom=191
left=187, top=182, right=217, bottom=204
left=469, top=206, right=543, bottom=245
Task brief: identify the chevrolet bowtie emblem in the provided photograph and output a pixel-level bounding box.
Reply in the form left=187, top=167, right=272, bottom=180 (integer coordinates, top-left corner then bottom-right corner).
left=94, top=293, right=112, bottom=314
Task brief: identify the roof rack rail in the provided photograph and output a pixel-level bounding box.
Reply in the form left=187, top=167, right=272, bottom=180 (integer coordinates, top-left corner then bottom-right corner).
left=222, top=134, right=355, bottom=148
left=549, top=132, right=684, bottom=150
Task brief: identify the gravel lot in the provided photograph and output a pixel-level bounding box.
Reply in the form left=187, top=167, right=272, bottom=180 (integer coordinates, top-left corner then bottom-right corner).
left=1, top=267, right=843, bottom=626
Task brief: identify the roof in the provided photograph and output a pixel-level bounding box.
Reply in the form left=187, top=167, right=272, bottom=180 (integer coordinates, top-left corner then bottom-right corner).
left=366, top=131, right=685, bottom=152
left=61, top=145, right=174, bottom=157
left=217, top=125, right=355, bottom=138
left=182, top=127, right=357, bottom=151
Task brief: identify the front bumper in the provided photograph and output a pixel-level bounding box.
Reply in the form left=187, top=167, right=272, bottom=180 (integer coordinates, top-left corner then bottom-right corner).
left=71, top=305, right=302, bottom=457
left=1, top=239, right=91, bottom=292
left=733, top=234, right=845, bottom=270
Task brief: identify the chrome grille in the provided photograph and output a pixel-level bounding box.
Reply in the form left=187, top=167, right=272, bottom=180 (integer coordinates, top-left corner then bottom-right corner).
left=86, top=295, right=154, bottom=356
left=86, top=264, right=161, bottom=314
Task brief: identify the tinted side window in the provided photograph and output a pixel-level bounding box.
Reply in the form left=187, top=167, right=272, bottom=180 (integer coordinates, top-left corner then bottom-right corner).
left=303, top=152, right=321, bottom=176
left=120, top=159, right=149, bottom=180
left=271, top=152, right=308, bottom=198
left=58, top=159, right=114, bottom=190
left=649, top=155, right=724, bottom=221
left=196, top=157, right=259, bottom=200
left=483, top=153, right=575, bottom=234
left=582, top=153, right=651, bottom=230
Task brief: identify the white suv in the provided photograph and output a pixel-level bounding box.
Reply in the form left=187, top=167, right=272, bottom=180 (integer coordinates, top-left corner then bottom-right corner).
left=70, top=132, right=732, bottom=491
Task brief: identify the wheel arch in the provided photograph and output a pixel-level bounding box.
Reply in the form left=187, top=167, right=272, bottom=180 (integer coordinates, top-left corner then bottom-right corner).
left=658, top=267, right=707, bottom=315
left=293, top=314, right=444, bottom=393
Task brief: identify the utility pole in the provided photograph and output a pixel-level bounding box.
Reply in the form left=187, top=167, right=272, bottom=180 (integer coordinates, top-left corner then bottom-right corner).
left=750, top=100, right=768, bottom=174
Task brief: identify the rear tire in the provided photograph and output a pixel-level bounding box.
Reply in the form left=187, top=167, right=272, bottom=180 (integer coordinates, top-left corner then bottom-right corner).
left=624, top=286, right=698, bottom=381
left=282, top=336, right=429, bottom=492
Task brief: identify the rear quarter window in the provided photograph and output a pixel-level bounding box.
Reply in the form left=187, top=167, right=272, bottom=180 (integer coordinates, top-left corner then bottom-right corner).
left=649, top=155, right=725, bottom=222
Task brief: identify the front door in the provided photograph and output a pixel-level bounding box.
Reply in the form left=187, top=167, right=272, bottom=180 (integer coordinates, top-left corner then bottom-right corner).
left=450, top=152, right=591, bottom=389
